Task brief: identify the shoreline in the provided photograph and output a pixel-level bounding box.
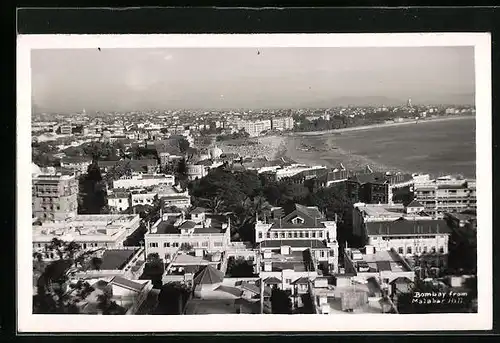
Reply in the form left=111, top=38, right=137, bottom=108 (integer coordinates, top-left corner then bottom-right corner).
left=292, top=114, right=475, bottom=137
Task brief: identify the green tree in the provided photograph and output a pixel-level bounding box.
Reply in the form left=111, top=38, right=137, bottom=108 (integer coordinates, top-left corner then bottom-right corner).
left=91, top=257, right=103, bottom=270
left=155, top=282, right=191, bottom=315
left=142, top=253, right=165, bottom=289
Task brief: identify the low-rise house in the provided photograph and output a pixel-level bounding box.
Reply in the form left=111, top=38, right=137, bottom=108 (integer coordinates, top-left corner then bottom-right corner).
left=156, top=184, right=191, bottom=209
left=144, top=212, right=231, bottom=261
left=98, top=159, right=159, bottom=175
left=73, top=247, right=146, bottom=280
left=113, top=173, right=175, bottom=190
left=343, top=247, right=415, bottom=290
left=60, top=156, right=92, bottom=175
left=70, top=276, right=153, bottom=315
left=107, top=191, right=130, bottom=212
left=33, top=214, right=142, bottom=258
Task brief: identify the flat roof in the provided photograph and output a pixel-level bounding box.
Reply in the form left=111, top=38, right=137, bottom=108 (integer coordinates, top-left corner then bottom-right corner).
left=100, top=249, right=138, bottom=270
left=355, top=203, right=406, bottom=217
left=349, top=250, right=412, bottom=273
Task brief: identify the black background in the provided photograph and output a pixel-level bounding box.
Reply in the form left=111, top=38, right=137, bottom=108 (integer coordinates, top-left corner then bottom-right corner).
left=5, top=5, right=500, bottom=341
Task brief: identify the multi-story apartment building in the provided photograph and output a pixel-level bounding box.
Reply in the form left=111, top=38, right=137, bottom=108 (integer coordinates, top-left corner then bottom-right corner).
left=32, top=165, right=78, bottom=222
left=255, top=204, right=339, bottom=274
left=413, top=176, right=477, bottom=215
left=352, top=202, right=451, bottom=257
left=236, top=119, right=272, bottom=137
left=271, top=117, right=295, bottom=131
left=144, top=209, right=231, bottom=260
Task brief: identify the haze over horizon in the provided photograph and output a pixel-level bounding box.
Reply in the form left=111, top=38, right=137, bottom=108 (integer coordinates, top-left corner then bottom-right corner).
left=31, top=47, right=475, bottom=113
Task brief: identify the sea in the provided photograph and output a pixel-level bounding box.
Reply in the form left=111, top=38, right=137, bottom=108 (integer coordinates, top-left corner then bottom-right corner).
left=283, top=117, right=476, bottom=179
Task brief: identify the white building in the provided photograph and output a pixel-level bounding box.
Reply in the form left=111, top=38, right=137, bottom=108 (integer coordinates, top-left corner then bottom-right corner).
left=112, top=173, right=175, bottom=190
left=255, top=204, right=339, bottom=274
left=413, top=175, right=477, bottom=215
left=32, top=214, right=142, bottom=258
left=352, top=202, right=451, bottom=257
left=144, top=210, right=231, bottom=261
left=107, top=191, right=130, bottom=212
left=274, top=164, right=327, bottom=181
left=155, top=184, right=191, bottom=209
left=186, top=163, right=209, bottom=181
left=236, top=119, right=272, bottom=137
left=271, top=117, right=295, bottom=131
left=60, top=156, right=93, bottom=175
left=130, top=190, right=157, bottom=207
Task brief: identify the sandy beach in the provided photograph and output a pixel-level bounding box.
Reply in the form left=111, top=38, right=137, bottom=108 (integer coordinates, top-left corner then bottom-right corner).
left=218, top=135, right=288, bottom=161
left=281, top=115, right=476, bottom=178
left=293, top=114, right=475, bottom=137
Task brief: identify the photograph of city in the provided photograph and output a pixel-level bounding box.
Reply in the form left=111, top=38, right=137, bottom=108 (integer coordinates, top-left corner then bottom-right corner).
left=29, top=44, right=479, bottom=318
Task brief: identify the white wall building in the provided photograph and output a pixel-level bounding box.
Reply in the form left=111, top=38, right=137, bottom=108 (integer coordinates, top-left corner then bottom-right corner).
left=112, top=173, right=175, bottom=190
left=32, top=214, right=142, bottom=258
left=144, top=210, right=231, bottom=261
left=352, top=202, right=451, bottom=257
left=413, top=176, right=477, bottom=215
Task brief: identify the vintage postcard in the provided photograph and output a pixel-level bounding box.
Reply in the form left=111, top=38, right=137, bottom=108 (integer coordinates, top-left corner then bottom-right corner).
left=17, top=33, right=492, bottom=332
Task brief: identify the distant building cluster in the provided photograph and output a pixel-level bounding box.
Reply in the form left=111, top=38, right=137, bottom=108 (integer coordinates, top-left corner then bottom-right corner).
left=31, top=105, right=477, bottom=316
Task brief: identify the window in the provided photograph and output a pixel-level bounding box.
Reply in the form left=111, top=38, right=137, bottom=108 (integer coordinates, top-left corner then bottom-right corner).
left=202, top=241, right=209, bottom=247
left=431, top=247, right=436, bottom=253
left=56, top=205, right=60, bottom=210
left=192, top=242, right=199, bottom=247
left=320, top=251, right=325, bottom=258
left=163, top=242, right=168, bottom=248
left=299, top=232, right=304, bottom=238
left=266, top=232, right=271, bottom=239
left=293, top=232, right=298, bottom=238
left=285, top=279, right=292, bottom=284
left=439, top=246, right=444, bottom=253
left=258, top=232, right=263, bottom=239
left=150, top=242, right=158, bottom=248
left=119, top=199, right=122, bottom=203
left=304, top=232, right=310, bottom=238
left=287, top=232, right=292, bottom=238
left=407, top=247, right=412, bottom=254
left=214, top=242, right=223, bottom=247
left=273, top=232, right=278, bottom=238
left=398, top=247, right=403, bottom=254
left=173, top=242, right=179, bottom=247
left=311, top=232, right=316, bottom=238
left=280, top=232, right=285, bottom=238
left=318, top=232, right=323, bottom=238
left=423, top=246, right=428, bottom=253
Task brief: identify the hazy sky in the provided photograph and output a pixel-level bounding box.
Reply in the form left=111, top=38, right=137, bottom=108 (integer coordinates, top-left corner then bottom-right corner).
left=31, top=47, right=475, bottom=112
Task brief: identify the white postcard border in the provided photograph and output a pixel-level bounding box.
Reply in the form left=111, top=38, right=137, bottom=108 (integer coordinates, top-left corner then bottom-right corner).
left=17, top=33, right=492, bottom=332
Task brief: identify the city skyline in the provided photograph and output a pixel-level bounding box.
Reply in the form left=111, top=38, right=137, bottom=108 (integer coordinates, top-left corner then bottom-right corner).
left=31, top=47, right=475, bottom=113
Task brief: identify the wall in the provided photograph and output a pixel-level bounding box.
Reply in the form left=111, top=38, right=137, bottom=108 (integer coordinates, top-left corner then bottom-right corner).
left=367, top=234, right=449, bottom=256
left=113, top=176, right=174, bottom=189
left=108, top=197, right=130, bottom=212
left=145, top=232, right=230, bottom=257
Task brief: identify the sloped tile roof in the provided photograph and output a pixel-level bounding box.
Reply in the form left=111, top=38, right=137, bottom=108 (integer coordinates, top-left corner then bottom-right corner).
left=365, top=219, right=451, bottom=236
left=193, top=265, right=224, bottom=285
